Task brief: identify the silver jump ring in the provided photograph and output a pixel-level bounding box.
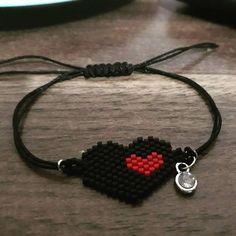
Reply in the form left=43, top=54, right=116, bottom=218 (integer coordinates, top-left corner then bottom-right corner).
left=182, top=155, right=196, bottom=170
left=175, top=162, right=189, bottom=173
left=193, top=149, right=199, bottom=159
left=184, top=148, right=198, bottom=159
left=57, top=159, right=64, bottom=172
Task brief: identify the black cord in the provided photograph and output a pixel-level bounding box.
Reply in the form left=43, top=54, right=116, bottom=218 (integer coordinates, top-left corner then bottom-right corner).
left=1, top=42, right=221, bottom=170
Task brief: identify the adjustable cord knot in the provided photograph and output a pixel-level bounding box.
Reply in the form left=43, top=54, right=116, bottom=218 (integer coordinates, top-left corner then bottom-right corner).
left=83, top=62, right=134, bottom=78
left=58, top=158, right=83, bottom=176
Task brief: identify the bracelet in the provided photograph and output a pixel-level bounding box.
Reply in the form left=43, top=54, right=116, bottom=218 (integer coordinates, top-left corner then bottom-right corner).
left=2, top=42, right=221, bottom=204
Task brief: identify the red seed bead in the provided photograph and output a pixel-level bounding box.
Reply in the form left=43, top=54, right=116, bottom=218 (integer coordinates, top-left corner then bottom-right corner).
left=157, top=154, right=163, bottom=159
left=144, top=164, right=149, bottom=169
left=131, top=154, right=136, bottom=158
left=153, top=158, right=158, bottom=163
left=147, top=155, right=153, bottom=160
left=143, top=159, right=148, bottom=164
left=132, top=159, right=137, bottom=164
left=139, top=168, right=144, bottom=173
left=126, top=158, right=132, bottom=163
left=159, top=160, right=164, bottom=165
left=136, top=157, right=142, bottom=162
left=152, top=152, right=157, bottom=156
left=133, top=165, right=138, bottom=171
left=138, top=162, right=143, bottom=167
left=127, top=163, right=133, bottom=169
left=149, top=167, right=155, bottom=172
left=149, top=161, right=154, bottom=166
left=154, top=163, right=159, bottom=168
left=144, top=171, right=151, bottom=176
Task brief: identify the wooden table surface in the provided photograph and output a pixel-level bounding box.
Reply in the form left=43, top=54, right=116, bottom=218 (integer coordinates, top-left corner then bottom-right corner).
left=0, top=0, right=235, bottom=235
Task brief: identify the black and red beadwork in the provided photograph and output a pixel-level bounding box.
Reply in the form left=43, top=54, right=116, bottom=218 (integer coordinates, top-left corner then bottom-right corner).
left=61, top=137, right=187, bottom=204
left=10, top=43, right=221, bottom=204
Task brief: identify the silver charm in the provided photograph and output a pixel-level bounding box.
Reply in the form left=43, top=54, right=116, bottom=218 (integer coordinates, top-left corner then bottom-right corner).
left=175, top=156, right=197, bottom=194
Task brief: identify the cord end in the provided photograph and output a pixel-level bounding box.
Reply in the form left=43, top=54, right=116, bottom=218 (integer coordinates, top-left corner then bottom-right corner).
left=58, top=158, right=83, bottom=176
left=195, top=42, right=219, bottom=50
left=209, top=43, right=219, bottom=49
left=206, top=43, right=219, bottom=53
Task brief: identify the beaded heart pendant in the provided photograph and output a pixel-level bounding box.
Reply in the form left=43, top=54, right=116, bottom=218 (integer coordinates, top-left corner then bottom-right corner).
left=78, top=137, right=186, bottom=204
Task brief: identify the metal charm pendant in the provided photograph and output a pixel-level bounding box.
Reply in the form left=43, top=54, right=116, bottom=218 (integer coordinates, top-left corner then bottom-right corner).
left=175, top=161, right=197, bottom=194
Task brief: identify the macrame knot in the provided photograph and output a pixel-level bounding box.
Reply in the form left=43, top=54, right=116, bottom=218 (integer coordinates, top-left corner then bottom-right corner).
left=59, top=158, right=83, bottom=176
left=83, top=62, right=134, bottom=78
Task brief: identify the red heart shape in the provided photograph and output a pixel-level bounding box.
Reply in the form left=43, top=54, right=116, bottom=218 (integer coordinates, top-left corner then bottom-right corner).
left=126, top=152, right=164, bottom=176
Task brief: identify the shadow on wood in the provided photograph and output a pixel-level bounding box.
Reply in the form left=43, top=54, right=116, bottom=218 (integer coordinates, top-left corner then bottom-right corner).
left=0, top=0, right=134, bottom=30
left=177, top=0, right=236, bottom=28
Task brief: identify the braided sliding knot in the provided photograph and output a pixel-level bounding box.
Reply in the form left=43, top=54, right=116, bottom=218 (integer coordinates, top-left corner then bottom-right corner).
left=59, top=158, right=83, bottom=176
left=83, top=62, right=134, bottom=78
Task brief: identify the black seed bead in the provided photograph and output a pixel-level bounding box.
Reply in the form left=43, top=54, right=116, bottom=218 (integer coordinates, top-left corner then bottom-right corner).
left=137, top=137, right=143, bottom=142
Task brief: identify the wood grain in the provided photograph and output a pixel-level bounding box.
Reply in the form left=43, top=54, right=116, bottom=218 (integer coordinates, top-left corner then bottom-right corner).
left=0, top=0, right=236, bottom=235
